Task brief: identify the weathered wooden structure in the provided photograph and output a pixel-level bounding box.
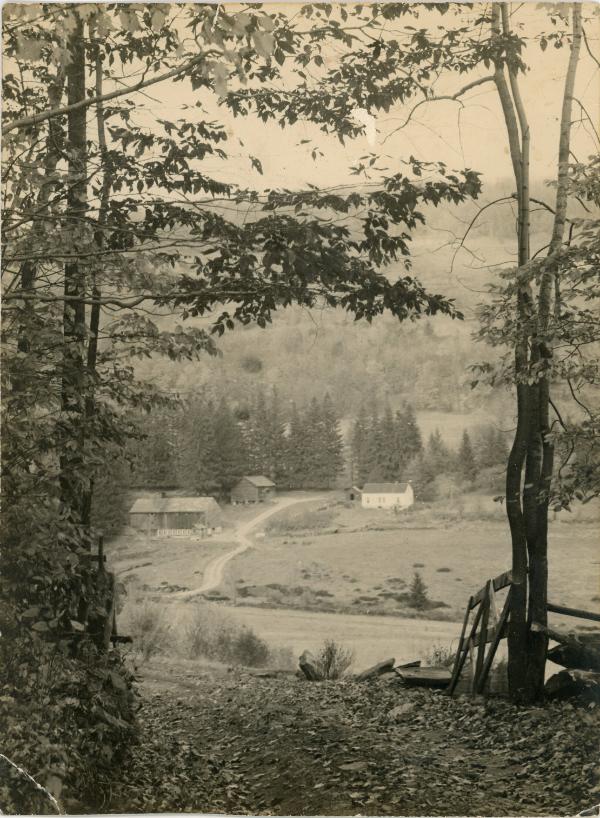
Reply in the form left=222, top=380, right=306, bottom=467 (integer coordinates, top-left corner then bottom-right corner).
left=128, top=495, right=221, bottom=533
left=449, top=571, right=600, bottom=697
left=231, top=475, right=276, bottom=504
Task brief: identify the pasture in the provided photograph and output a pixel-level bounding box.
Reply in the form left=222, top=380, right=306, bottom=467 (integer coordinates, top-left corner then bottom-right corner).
left=228, top=496, right=600, bottom=621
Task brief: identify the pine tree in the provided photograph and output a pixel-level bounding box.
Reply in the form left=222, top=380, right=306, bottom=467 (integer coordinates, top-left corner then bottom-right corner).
left=318, top=393, right=345, bottom=488
left=457, top=429, right=478, bottom=483
left=351, top=404, right=370, bottom=486
left=378, top=403, right=400, bottom=480
left=178, top=398, right=216, bottom=494
left=283, top=401, right=305, bottom=489
left=409, top=571, right=429, bottom=610
left=397, top=403, right=423, bottom=471
left=208, top=398, right=248, bottom=498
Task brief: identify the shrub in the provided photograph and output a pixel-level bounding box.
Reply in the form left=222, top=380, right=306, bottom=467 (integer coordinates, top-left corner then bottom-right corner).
left=423, top=643, right=455, bottom=668
left=123, top=600, right=171, bottom=662
left=184, top=603, right=287, bottom=668
left=314, top=639, right=354, bottom=679
left=408, top=571, right=429, bottom=610
left=267, top=508, right=335, bottom=535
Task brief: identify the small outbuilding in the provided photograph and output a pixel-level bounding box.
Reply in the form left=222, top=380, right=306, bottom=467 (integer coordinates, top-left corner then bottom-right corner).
left=361, top=482, right=414, bottom=510
left=231, top=475, right=276, bottom=504
left=129, top=495, right=222, bottom=534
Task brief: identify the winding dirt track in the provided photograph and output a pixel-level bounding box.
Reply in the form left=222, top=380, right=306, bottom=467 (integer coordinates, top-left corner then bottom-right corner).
left=173, top=495, right=325, bottom=599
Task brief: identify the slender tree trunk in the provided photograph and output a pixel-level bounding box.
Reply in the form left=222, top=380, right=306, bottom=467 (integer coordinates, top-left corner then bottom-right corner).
left=492, top=3, right=533, bottom=702
left=60, top=12, right=88, bottom=526
left=81, top=25, right=112, bottom=530
left=527, top=4, right=582, bottom=699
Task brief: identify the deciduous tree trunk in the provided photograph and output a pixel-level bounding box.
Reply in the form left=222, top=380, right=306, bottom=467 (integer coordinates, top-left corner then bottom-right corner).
left=60, top=11, right=88, bottom=526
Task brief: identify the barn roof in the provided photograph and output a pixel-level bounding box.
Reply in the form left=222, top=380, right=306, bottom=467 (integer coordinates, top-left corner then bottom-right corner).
left=362, top=482, right=410, bottom=494
left=129, top=496, right=220, bottom=514
left=242, top=475, right=276, bottom=487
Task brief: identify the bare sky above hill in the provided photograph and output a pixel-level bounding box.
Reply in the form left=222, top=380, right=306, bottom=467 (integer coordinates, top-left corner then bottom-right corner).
left=138, top=2, right=600, bottom=193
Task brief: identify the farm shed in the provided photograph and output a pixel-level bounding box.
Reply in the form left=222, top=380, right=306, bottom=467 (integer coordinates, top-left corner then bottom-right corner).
left=361, top=482, right=414, bottom=510
left=346, top=486, right=362, bottom=501
left=231, top=475, right=276, bottom=504
left=128, top=495, right=222, bottom=534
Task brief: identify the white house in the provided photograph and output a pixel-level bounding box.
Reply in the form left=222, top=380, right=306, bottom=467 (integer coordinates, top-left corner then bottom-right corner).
left=361, top=482, right=414, bottom=510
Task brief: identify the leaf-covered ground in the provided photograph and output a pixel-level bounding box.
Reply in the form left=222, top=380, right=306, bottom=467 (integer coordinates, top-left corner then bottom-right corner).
left=101, top=659, right=600, bottom=816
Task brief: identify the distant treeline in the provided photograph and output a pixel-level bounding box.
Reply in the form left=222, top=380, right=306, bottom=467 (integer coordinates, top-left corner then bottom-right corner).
left=92, top=391, right=509, bottom=534
left=128, top=390, right=345, bottom=496
left=351, top=402, right=509, bottom=501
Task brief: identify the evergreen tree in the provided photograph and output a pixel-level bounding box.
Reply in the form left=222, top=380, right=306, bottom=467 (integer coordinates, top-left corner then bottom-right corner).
left=178, top=398, right=216, bottom=494
left=457, top=430, right=478, bottom=483
left=283, top=401, right=305, bottom=489
left=208, top=398, right=248, bottom=498
left=378, top=403, right=400, bottom=480
left=351, top=404, right=370, bottom=486
left=396, top=403, right=423, bottom=471
left=318, top=393, right=345, bottom=488
left=409, top=571, right=429, bottom=610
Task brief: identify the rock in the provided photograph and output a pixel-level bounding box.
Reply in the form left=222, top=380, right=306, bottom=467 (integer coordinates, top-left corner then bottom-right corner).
left=387, top=702, right=415, bottom=721
left=547, top=641, right=600, bottom=672
left=299, top=650, right=322, bottom=681
left=545, top=669, right=600, bottom=702
left=356, top=657, right=395, bottom=681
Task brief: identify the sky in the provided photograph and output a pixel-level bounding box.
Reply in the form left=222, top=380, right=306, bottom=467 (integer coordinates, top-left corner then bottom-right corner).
left=134, top=2, right=600, bottom=194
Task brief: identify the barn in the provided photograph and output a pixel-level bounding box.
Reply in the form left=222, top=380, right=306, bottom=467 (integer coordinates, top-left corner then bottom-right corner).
left=128, top=495, right=222, bottom=534
left=230, top=475, right=276, bottom=504
left=361, top=482, right=414, bottom=510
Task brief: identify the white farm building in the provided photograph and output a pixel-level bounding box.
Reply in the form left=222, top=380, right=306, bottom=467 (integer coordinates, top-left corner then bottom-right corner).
left=361, top=482, right=414, bottom=510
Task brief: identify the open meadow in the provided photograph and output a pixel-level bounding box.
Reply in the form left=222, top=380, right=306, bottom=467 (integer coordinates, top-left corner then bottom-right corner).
left=225, top=494, right=600, bottom=622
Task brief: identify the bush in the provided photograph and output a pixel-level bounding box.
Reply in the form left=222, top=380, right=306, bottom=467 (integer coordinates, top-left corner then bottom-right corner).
left=0, top=632, right=136, bottom=813
left=267, top=508, right=335, bottom=535
left=314, top=639, right=354, bottom=679
left=422, top=643, right=455, bottom=668
left=123, top=600, right=171, bottom=662
left=184, top=604, right=289, bottom=668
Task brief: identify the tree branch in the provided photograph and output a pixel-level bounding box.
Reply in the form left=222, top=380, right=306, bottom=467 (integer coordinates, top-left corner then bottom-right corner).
left=383, top=75, right=494, bottom=143
left=2, top=52, right=209, bottom=136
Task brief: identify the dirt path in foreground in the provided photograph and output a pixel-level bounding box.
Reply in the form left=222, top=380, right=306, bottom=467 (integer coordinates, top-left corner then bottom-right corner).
left=103, top=659, right=599, bottom=816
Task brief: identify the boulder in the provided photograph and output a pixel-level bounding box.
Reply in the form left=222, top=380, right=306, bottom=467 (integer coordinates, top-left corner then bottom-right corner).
left=299, top=650, right=322, bottom=681
left=545, top=669, right=600, bottom=702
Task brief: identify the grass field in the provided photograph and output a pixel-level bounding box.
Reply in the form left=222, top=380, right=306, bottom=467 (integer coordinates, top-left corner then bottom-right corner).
left=227, top=496, right=600, bottom=621
left=106, top=530, right=236, bottom=594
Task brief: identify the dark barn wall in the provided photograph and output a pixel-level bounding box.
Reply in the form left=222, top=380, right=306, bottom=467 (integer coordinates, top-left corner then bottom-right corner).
left=231, top=479, right=260, bottom=503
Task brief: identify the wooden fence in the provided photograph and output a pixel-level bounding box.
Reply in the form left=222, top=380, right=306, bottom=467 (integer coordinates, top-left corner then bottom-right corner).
left=448, top=570, right=512, bottom=695
left=448, top=571, right=600, bottom=697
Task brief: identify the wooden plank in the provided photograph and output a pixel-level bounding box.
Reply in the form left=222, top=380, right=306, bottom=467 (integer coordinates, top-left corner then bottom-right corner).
left=476, top=587, right=512, bottom=694
left=449, top=597, right=472, bottom=692
left=492, top=570, right=512, bottom=592
left=448, top=603, right=484, bottom=695
left=470, top=622, right=509, bottom=648
left=547, top=603, right=600, bottom=623
left=474, top=581, right=492, bottom=692
left=396, top=667, right=451, bottom=688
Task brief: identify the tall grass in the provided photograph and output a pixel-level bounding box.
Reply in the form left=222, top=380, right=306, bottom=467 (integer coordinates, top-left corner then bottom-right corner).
left=123, top=599, right=172, bottom=662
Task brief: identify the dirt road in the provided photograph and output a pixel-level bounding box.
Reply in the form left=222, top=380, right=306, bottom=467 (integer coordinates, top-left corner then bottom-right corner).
left=173, top=494, right=325, bottom=599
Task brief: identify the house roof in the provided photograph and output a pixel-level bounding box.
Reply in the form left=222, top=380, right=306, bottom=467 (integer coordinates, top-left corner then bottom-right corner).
left=129, top=496, right=220, bottom=514
left=362, top=482, right=410, bottom=494
left=242, top=475, right=276, bottom=487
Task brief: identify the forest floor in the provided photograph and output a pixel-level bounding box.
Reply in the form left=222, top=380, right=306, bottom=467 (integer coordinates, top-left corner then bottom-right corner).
left=100, top=657, right=600, bottom=817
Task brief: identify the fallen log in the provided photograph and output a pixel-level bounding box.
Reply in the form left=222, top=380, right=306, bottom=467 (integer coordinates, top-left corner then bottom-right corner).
left=355, top=657, right=395, bottom=681
left=545, top=669, right=600, bottom=702
left=395, top=667, right=452, bottom=688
